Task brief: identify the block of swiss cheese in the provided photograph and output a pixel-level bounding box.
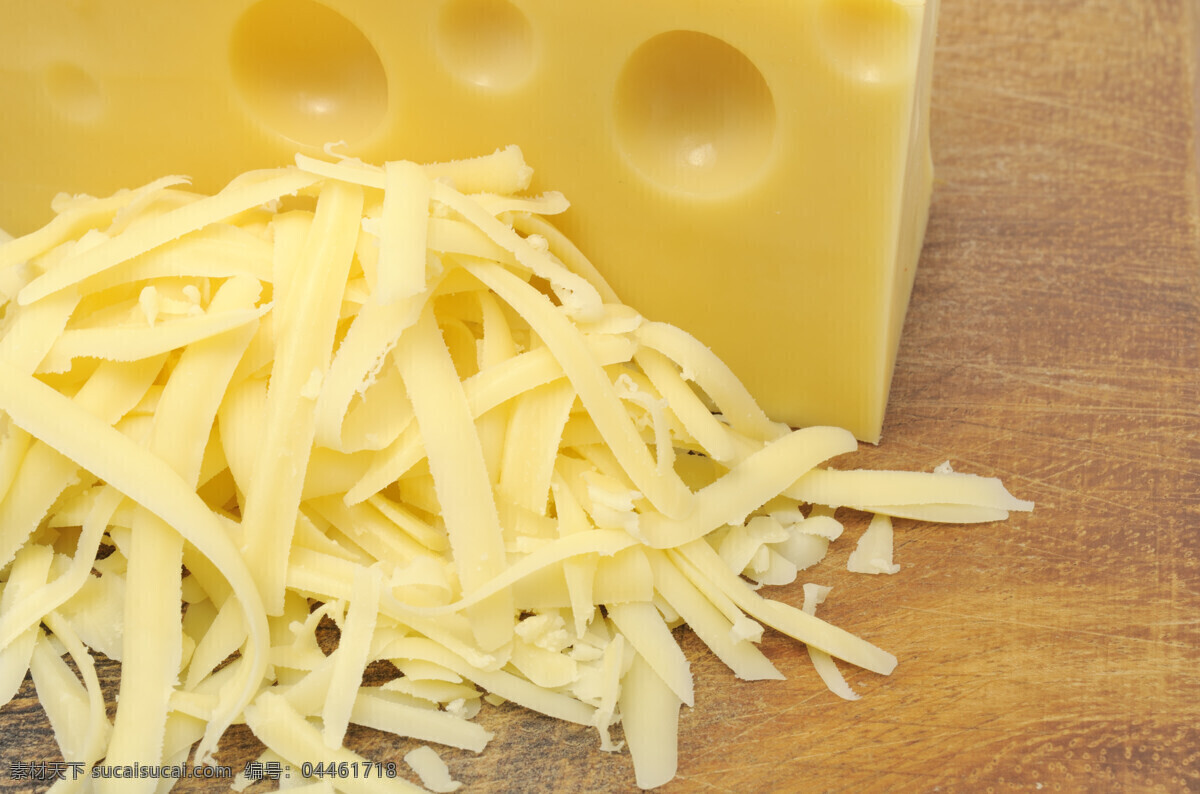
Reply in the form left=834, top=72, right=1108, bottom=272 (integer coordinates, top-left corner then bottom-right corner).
left=0, top=0, right=938, bottom=441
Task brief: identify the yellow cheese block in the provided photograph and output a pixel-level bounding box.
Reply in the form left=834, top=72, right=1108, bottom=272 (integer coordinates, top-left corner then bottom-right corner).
left=0, top=0, right=937, bottom=442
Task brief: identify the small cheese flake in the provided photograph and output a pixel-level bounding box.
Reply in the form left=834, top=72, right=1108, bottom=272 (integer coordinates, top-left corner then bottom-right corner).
left=138, top=284, right=159, bottom=326
left=301, top=368, right=324, bottom=400
left=0, top=148, right=1031, bottom=792
left=800, top=584, right=861, bottom=701
left=729, top=615, right=764, bottom=645
left=847, top=513, right=901, bottom=575
left=405, top=746, right=462, bottom=793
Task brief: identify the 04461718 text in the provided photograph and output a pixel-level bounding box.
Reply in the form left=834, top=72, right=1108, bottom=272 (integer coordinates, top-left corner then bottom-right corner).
left=300, top=760, right=399, bottom=779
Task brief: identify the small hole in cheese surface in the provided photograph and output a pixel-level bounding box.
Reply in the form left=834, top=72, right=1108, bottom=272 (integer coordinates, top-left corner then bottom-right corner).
left=613, top=31, right=776, bottom=198
left=43, top=62, right=104, bottom=124
left=229, top=0, right=388, bottom=147
left=435, top=0, right=537, bottom=91
left=814, top=0, right=917, bottom=85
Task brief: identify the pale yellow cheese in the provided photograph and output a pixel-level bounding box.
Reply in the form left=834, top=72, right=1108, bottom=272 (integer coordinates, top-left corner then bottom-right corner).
left=0, top=357, right=163, bottom=572
left=0, top=486, right=121, bottom=652
left=377, top=160, right=432, bottom=305
left=619, top=651, right=681, bottom=791
left=16, top=169, right=317, bottom=306
left=241, top=179, right=363, bottom=617
left=848, top=513, right=902, bottom=574
left=323, top=566, right=381, bottom=749
left=800, top=584, right=861, bottom=701
left=0, top=360, right=272, bottom=765
left=244, top=692, right=427, bottom=794
left=0, top=150, right=1033, bottom=793
left=404, top=745, right=462, bottom=794
left=392, top=308, right=514, bottom=652
left=30, top=628, right=94, bottom=764
left=0, top=545, right=53, bottom=704
left=350, top=690, right=493, bottom=753
left=606, top=602, right=694, bottom=707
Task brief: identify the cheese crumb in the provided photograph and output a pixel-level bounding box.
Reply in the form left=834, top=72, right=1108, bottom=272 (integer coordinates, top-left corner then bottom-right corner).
left=138, top=285, right=158, bottom=326
left=405, top=746, right=462, bottom=793
left=300, top=368, right=323, bottom=400
left=847, top=513, right=901, bottom=575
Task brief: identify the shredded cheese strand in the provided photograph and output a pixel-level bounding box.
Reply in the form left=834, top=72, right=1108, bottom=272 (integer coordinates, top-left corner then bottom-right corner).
left=635, top=425, right=856, bottom=548
left=18, top=169, right=316, bottom=305
left=0, top=359, right=270, bottom=764
left=377, top=160, right=433, bottom=305
left=635, top=321, right=787, bottom=443
left=432, top=185, right=601, bottom=320
left=39, top=304, right=268, bottom=374
left=800, top=583, right=862, bottom=702
left=606, top=602, right=694, bottom=707
left=0, top=357, right=163, bottom=571
left=323, top=566, right=382, bottom=748
left=646, top=550, right=781, bottom=682
left=242, top=179, right=363, bottom=616
left=0, top=544, right=53, bottom=705
left=245, top=691, right=430, bottom=794
left=674, top=540, right=897, bottom=676
left=41, top=611, right=112, bottom=780
left=0, top=486, right=120, bottom=650
left=789, top=467, right=1034, bottom=515
left=392, top=307, right=513, bottom=651
left=464, top=261, right=695, bottom=520
left=0, top=175, right=190, bottom=273
left=619, top=651, right=681, bottom=790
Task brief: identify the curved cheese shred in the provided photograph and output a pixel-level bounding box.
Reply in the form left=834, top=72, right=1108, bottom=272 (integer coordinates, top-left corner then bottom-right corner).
left=0, top=360, right=270, bottom=764
left=800, top=584, right=861, bottom=701
left=393, top=308, right=513, bottom=651
left=634, top=425, right=857, bottom=548
left=39, top=303, right=267, bottom=374
left=323, top=566, right=382, bottom=749
left=0, top=544, right=53, bottom=705
left=39, top=611, right=112, bottom=776
left=463, top=261, right=695, bottom=520
left=245, top=692, right=428, bottom=794
left=241, top=179, right=363, bottom=616
left=378, top=160, right=432, bottom=305
left=350, top=690, right=493, bottom=753
left=635, top=321, right=788, bottom=444
left=0, top=175, right=190, bottom=274
left=18, top=169, right=316, bottom=305
left=789, top=467, right=1034, bottom=516
left=619, top=651, right=681, bottom=791
left=0, top=486, right=120, bottom=651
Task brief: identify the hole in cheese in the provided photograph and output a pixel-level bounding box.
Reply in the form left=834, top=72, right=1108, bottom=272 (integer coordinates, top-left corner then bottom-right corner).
left=814, top=0, right=919, bottom=85
left=435, top=0, right=538, bottom=91
left=613, top=30, right=777, bottom=197
left=43, top=62, right=105, bottom=124
left=229, top=0, right=388, bottom=147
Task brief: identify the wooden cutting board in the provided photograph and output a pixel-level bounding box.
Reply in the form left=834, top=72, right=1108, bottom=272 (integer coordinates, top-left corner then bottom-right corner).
left=2, top=1, right=1198, bottom=791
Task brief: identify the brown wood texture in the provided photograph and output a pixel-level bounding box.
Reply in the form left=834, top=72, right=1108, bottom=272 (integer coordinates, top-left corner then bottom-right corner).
left=2, top=1, right=1199, bottom=792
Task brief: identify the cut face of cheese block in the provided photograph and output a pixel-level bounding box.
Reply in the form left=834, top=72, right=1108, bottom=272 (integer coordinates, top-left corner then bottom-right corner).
left=0, top=0, right=938, bottom=440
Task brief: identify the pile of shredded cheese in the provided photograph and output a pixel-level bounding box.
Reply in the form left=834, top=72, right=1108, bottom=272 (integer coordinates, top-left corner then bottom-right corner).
left=0, top=146, right=1032, bottom=792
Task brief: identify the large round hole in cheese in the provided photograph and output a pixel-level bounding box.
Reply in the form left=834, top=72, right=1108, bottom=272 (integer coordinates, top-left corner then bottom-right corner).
left=613, top=30, right=777, bottom=198
left=229, top=0, right=389, bottom=148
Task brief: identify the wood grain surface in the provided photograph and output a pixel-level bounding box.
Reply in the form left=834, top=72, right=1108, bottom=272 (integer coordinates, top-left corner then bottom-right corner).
left=2, top=1, right=1199, bottom=792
